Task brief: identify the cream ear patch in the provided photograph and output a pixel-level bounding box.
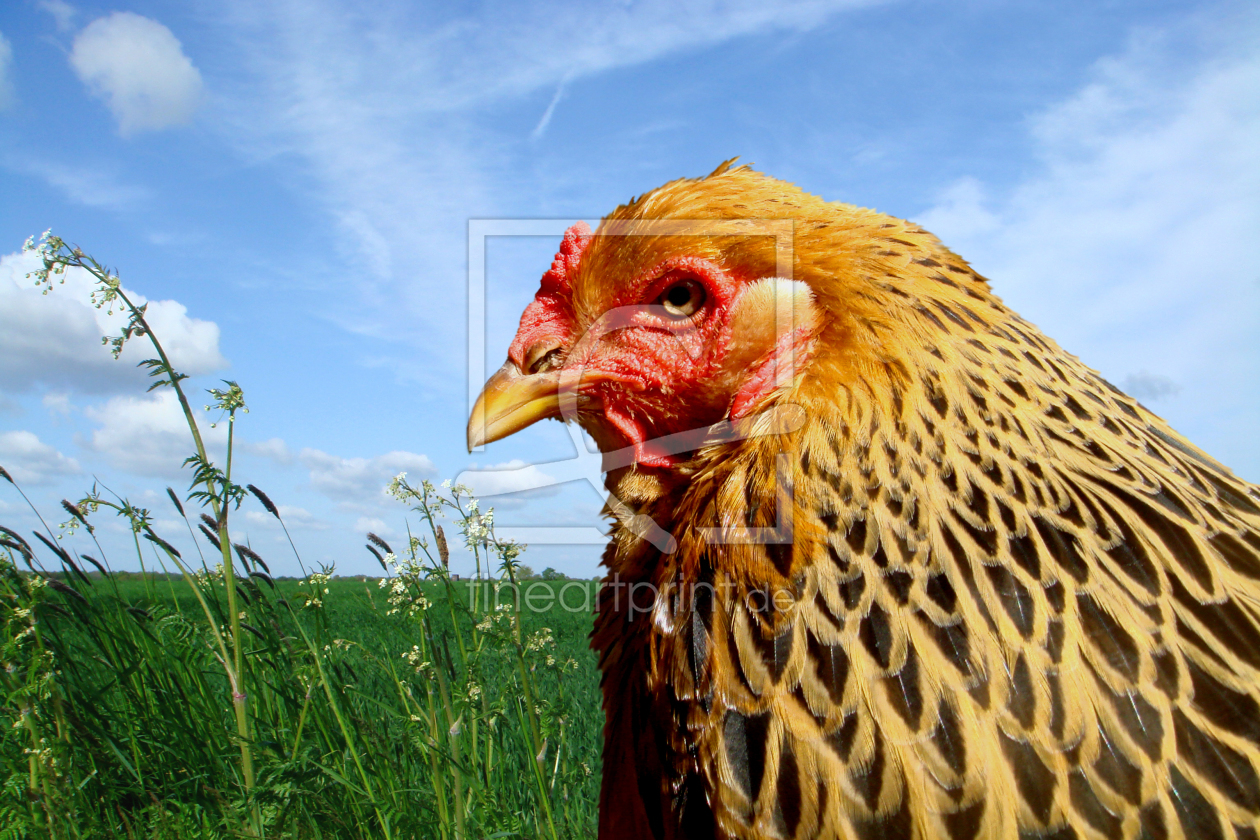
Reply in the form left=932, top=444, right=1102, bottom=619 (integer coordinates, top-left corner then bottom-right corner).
left=726, top=277, right=819, bottom=361
left=725, top=278, right=820, bottom=418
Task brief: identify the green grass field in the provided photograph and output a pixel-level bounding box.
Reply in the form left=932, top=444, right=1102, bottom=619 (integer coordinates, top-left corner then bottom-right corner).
left=1, top=564, right=605, bottom=839
left=1, top=235, right=605, bottom=839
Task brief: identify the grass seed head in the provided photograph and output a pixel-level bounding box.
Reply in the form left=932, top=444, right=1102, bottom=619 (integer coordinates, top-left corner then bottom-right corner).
left=63, top=555, right=92, bottom=587
left=142, top=531, right=181, bottom=559
left=61, top=500, right=94, bottom=535
left=0, top=525, right=31, bottom=551
left=61, top=500, right=87, bottom=523
left=79, top=554, right=109, bottom=577
left=247, top=484, right=279, bottom=518
left=198, top=523, right=223, bottom=551
left=33, top=530, right=71, bottom=563
left=166, top=487, right=186, bottom=518
left=367, top=532, right=393, bottom=556
left=436, top=525, right=449, bottom=569
left=46, top=577, right=87, bottom=604
left=232, top=543, right=260, bottom=571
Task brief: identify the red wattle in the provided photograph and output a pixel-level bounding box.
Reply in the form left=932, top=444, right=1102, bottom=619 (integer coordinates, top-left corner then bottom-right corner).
left=604, top=404, right=675, bottom=469
left=730, top=327, right=815, bottom=419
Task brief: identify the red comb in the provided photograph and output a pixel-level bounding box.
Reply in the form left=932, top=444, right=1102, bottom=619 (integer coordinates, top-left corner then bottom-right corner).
left=507, top=222, right=591, bottom=368
left=539, top=221, right=592, bottom=294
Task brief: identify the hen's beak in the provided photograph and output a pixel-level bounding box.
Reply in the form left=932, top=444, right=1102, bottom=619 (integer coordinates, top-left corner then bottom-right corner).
left=467, top=362, right=563, bottom=451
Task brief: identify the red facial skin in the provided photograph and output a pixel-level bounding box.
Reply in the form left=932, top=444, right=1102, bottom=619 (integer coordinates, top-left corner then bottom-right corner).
left=505, top=224, right=800, bottom=468
left=507, top=221, right=591, bottom=366
left=729, top=326, right=815, bottom=421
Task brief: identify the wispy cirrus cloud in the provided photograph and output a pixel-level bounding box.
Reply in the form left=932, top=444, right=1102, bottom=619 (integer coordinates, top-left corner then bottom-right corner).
left=0, top=30, right=15, bottom=111
left=37, top=0, right=77, bottom=33
left=208, top=0, right=888, bottom=346
left=2, top=155, right=151, bottom=211
left=917, top=17, right=1260, bottom=479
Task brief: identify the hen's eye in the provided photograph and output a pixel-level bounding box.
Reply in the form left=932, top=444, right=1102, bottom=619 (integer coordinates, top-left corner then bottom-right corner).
left=525, top=342, right=563, bottom=374
left=657, top=279, right=706, bottom=318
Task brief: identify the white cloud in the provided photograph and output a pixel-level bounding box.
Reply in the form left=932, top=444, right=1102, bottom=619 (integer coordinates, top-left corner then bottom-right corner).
left=359, top=1, right=883, bottom=111
left=459, top=459, right=563, bottom=499
left=8, top=158, right=151, bottom=210
left=42, top=392, right=73, bottom=416
left=244, top=505, right=327, bottom=530
left=0, top=250, right=227, bottom=394
left=0, top=430, right=81, bottom=485
left=916, top=22, right=1260, bottom=480
left=70, top=12, right=203, bottom=136
left=531, top=77, right=569, bottom=140
left=241, top=437, right=293, bottom=465
left=1121, top=371, right=1181, bottom=402
left=915, top=177, right=998, bottom=242
left=353, top=516, right=394, bottom=539
left=299, top=447, right=436, bottom=505
left=83, top=390, right=227, bottom=478
left=37, top=1, right=77, bottom=32
left=0, top=31, right=14, bottom=110
left=149, top=518, right=184, bottom=534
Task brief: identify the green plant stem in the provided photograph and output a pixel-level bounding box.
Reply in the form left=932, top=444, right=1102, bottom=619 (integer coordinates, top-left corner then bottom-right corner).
left=147, top=542, right=182, bottom=609
left=54, top=251, right=262, bottom=831
left=502, top=564, right=559, bottom=840
left=289, top=686, right=313, bottom=762
left=20, top=702, right=47, bottom=833
left=129, top=528, right=154, bottom=603
left=430, top=654, right=466, bottom=840
left=215, top=409, right=257, bottom=835
left=418, top=672, right=453, bottom=840
left=290, top=611, right=392, bottom=840
left=107, top=282, right=215, bottom=490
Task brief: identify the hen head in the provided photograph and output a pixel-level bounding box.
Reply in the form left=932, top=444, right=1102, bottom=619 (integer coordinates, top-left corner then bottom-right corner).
left=468, top=161, right=958, bottom=467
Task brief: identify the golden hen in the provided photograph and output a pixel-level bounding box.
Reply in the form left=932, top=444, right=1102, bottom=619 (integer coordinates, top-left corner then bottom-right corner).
left=467, top=162, right=1260, bottom=840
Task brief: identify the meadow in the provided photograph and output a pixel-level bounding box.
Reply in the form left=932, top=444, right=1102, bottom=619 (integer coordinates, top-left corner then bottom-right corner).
left=0, top=235, right=604, bottom=839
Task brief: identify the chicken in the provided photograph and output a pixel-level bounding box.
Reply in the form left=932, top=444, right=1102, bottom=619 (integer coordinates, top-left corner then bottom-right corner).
left=467, top=162, right=1260, bottom=840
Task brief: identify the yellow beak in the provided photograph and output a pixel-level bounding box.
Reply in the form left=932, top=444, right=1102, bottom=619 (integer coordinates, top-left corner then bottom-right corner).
left=467, top=361, right=564, bottom=451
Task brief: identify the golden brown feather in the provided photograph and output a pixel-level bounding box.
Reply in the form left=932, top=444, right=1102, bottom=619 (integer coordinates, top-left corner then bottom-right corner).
left=473, top=163, right=1260, bottom=840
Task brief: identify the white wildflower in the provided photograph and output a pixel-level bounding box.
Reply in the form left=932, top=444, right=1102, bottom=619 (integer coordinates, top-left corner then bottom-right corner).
left=525, top=627, right=554, bottom=653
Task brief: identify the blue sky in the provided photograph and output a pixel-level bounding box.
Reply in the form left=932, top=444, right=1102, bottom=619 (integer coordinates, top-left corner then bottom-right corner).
left=1, top=0, right=1257, bottom=579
